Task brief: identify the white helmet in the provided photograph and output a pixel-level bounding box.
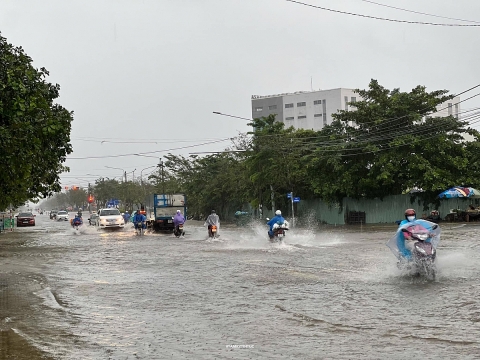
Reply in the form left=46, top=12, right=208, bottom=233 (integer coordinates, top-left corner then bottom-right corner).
left=275, top=210, right=281, bottom=215
left=176, top=210, right=181, bottom=214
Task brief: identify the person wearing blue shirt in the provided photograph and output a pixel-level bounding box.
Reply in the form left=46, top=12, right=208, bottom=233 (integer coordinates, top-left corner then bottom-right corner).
left=134, top=211, right=146, bottom=230
left=72, top=213, right=83, bottom=227
left=397, top=208, right=417, bottom=260
left=123, top=211, right=131, bottom=223
left=267, top=210, right=286, bottom=239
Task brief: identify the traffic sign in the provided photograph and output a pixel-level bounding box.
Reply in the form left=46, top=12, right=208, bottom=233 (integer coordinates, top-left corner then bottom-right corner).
left=287, top=193, right=292, bottom=199
left=293, top=197, right=301, bottom=203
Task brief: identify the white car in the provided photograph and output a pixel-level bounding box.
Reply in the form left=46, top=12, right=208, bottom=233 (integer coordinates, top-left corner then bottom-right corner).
left=56, top=210, right=69, bottom=221
left=98, top=208, right=125, bottom=229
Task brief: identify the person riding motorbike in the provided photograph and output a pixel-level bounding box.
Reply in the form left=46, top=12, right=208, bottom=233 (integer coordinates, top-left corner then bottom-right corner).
left=133, top=210, right=146, bottom=231
left=123, top=211, right=131, bottom=223
left=173, top=210, right=185, bottom=230
left=72, top=213, right=83, bottom=228
left=267, top=210, right=286, bottom=239
left=397, top=208, right=417, bottom=260
left=205, top=210, right=220, bottom=237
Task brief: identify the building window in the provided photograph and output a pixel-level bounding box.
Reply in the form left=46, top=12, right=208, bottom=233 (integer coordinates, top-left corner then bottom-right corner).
left=314, top=114, right=322, bottom=117
left=455, top=104, right=459, bottom=118
left=255, top=107, right=263, bottom=112
left=297, top=102, right=306, bottom=107
left=298, top=115, right=306, bottom=119
left=448, top=103, right=453, bottom=115
left=351, top=97, right=356, bottom=103
left=313, top=100, right=322, bottom=105
left=268, top=105, right=277, bottom=110
left=322, top=99, right=327, bottom=122
left=285, top=103, right=293, bottom=108
left=285, top=117, right=294, bottom=120
left=344, top=96, right=348, bottom=111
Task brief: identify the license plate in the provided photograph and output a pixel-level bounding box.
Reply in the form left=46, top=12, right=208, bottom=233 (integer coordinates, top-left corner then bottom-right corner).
left=168, top=220, right=172, bottom=223
left=23, top=221, right=29, bottom=223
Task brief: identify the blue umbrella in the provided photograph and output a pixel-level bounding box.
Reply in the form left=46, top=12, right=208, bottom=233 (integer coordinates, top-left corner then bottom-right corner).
left=438, top=187, right=473, bottom=199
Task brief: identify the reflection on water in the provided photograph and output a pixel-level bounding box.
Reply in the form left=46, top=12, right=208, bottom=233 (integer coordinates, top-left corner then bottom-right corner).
left=1, top=215, right=480, bottom=359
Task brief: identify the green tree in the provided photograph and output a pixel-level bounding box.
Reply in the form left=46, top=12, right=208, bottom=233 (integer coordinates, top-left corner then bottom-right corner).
left=307, top=79, right=480, bottom=205
left=0, top=34, right=73, bottom=209
left=246, top=114, right=316, bottom=213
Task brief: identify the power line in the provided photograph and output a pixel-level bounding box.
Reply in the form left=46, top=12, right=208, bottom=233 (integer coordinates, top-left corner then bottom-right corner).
left=73, top=137, right=227, bottom=144
left=286, top=0, right=480, bottom=27
left=358, top=0, right=480, bottom=24
left=67, top=138, right=232, bottom=160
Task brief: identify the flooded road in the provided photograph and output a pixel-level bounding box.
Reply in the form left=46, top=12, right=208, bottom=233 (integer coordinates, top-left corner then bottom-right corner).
left=1, top=214, right=480, bottom=359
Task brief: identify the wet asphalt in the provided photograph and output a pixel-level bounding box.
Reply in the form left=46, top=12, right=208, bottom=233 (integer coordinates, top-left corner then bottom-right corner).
left=1, top=215, right=479, bottom=359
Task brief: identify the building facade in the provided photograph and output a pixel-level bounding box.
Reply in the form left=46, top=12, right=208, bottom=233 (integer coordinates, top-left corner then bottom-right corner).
left=251, top=88, right=461, bottom=131
left=251, top=88, right=360, bottom=131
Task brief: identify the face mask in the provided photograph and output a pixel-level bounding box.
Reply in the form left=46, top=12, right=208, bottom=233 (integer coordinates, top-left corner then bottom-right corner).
left=407, top=216, right=415, bottom=222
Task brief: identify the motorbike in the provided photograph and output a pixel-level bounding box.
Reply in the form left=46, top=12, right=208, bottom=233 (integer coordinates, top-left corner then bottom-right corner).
left=135, top=221, right=145, bottom=236
left=208, top=225, right=218, bottom=239
left=174, top=223, right=185, bottom=238
left=386, top=220, right=440, bottom=280
left=71, top=219, right=82, bottom=231
left=266, top=218, right=289, bottom=243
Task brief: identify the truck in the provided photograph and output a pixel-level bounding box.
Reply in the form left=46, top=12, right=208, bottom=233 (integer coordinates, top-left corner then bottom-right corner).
left=147, top=194, right=187, bottom=232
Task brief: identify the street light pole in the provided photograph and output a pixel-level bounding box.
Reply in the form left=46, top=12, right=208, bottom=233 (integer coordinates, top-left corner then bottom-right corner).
left=105, top=166, right=126, bottom=183
left=140, top=165, right=157, bottom=187
left=157, top=158, right=165, bottom=194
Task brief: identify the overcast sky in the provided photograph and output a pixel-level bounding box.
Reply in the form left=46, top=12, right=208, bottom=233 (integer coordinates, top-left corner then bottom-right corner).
left=2, top=0, right=480, bottom=190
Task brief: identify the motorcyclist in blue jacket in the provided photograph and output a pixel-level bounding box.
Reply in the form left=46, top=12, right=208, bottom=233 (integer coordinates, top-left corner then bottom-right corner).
left=134, top=211, right=146, bottom=230
left=267, top=210, right=286, bottom=239
left=72, top=213, right=83, bottom=227
left=397, top=208, right=417, bottom=260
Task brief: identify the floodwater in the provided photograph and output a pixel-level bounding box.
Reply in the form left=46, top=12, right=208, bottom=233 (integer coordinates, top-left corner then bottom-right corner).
left=1, top=215, right=480, bottom=359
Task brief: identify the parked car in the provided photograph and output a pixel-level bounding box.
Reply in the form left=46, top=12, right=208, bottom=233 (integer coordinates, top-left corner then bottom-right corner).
left=50, top=210, right=58, bottom=220
left=88, top=214, right=99, bottom=226
left=98, top=208, right=125, bottom=229
left=56, top=210, right=69, bottom=221
left=16, top=212, right=36, bottom=227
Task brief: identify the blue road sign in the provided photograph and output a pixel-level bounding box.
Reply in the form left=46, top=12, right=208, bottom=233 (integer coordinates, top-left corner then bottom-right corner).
left=287, top=193, right=292, bottom=199
left=293, top=197, right=301, bottom=203
left=107, top=199, right=120, bottom=207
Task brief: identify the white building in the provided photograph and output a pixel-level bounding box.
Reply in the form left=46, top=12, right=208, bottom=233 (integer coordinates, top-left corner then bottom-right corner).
left=251, top=88, right=360, bottom=131
left=251, top=88, right=462, bottom=131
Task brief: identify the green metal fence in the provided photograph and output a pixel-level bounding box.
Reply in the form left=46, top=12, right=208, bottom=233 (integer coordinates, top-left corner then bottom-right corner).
left=296, top=194, right=478, bottom=225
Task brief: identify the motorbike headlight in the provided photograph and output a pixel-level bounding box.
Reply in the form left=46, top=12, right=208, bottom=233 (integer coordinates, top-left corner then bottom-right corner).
left=431, top=248, right=435, bottom=254
left=415, top=246, right=427, bottom=254
left=416, top=234, right=428, bottom=241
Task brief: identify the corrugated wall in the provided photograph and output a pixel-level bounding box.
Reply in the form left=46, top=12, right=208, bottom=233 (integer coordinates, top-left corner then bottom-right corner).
left=297, top=195, right=478, bottom=224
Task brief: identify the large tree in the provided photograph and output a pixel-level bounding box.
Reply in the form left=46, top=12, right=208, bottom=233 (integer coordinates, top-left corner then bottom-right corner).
left=0, top=34, right=73, bottom=209
left=307, top=79, right=480, bottom=204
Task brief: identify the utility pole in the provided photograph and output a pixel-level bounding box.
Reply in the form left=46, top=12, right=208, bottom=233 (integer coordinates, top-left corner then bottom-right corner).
left=270, top=185, right=275, bottom=217
left=158, top=158, right=165, bottom=195
left=290, top=191, right=295, bottom=228
left=88, top=183, right=91, bottom=214
left=124, top=171, right=127, bottom=183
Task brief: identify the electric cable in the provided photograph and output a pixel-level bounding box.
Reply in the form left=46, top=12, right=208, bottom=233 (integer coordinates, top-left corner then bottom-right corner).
left=67, top=138, right=232, bottom=160
left=358, top=0, right=480, bottom=24
left=286, top=0, right=480, bottom=26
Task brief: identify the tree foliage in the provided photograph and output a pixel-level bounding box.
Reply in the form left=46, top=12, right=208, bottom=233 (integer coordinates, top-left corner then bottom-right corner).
left=307, top=80, right=480, bottom=204
left=39, top=80, right=480, bottom=216
left=0, top=34, right=73, bottom=210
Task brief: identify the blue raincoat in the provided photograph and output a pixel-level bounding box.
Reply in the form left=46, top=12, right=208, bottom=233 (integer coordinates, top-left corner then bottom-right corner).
left=267, top=215, right=285, bottom=236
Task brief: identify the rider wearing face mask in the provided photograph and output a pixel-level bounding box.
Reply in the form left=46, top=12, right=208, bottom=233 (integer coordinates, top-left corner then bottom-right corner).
left=397, top=209, right=417, bottom=260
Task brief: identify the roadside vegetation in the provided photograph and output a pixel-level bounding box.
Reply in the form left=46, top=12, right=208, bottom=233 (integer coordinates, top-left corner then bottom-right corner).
left=40, top=80, right=480, bottom=218
left=0, top=34, right=73, bottom=210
